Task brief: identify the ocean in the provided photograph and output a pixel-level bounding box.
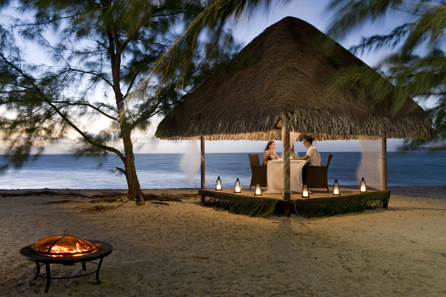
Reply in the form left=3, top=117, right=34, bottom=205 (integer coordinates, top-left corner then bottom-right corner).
left=0, top=151, right=445, bottom=189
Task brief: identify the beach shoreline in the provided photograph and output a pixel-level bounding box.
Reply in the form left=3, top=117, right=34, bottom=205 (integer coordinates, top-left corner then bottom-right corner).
left=1, top=186, right=446, bottom=296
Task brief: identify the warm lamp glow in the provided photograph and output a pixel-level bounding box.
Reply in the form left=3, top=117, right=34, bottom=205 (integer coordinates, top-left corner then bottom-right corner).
left=333, top=179, right=340, bottom=195
left=234, top=178, right=241, bottom=193
left=302, top=183, right=309, bottom=198
left=254, top=180, right=262, bottom=196
left=360, top=177, right=367, bottom=192
left=215, top=176, right=222, bottom=191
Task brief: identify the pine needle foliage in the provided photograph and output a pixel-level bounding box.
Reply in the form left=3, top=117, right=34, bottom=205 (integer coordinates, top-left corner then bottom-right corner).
left=0, top=0, right=245, bottom=202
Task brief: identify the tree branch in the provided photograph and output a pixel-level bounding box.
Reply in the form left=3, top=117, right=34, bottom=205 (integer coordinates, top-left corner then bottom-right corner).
left=0, top=52, right=125, bottom=162
left=68, top=68, right=113, bottom=87
left=50, top=100, right=118, bottom=121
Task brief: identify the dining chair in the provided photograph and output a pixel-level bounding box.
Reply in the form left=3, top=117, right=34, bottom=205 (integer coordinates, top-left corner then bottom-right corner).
left=305, top=154, right=333, bottom=192
left=248, top=154, right=268, bottom=190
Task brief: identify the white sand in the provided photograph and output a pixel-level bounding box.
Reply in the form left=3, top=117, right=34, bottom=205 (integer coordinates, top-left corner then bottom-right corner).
left=1, top=186, right=446, bottom=297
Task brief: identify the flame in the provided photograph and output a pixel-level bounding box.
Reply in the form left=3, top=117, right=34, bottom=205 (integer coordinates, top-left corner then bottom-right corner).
left=46, top=243, right=92, bottom=257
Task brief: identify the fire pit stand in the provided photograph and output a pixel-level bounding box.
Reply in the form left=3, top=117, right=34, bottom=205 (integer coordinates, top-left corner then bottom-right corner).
left=20, top=240, right=113, bottom=293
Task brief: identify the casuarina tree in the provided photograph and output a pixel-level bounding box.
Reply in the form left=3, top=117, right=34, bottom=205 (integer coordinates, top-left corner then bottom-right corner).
left=0, top=0, right=248, bottom=204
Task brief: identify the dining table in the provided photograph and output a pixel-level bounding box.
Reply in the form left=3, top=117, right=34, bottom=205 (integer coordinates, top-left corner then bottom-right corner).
left=266, top=159, right=308, bottom=194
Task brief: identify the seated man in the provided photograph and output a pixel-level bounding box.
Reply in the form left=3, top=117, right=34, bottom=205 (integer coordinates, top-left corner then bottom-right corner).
left=296, top=136, right=321, bottom=166
left=296, top=136, right=321, bottom=183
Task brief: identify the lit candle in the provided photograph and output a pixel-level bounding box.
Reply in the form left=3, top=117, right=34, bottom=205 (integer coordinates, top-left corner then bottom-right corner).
left=333, top=179, right=340, bottom=195
left=360, top=177, right=367, bottom=192
left=234, top=178, right=241, bottom=193
left=302, top=183, right=309, bottom=198
left=254, top=180, right=262, bottom=196
left=215, top=176, right=222, bottom=191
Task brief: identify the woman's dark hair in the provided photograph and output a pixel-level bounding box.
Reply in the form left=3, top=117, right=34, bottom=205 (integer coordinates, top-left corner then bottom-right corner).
left=304, top=136, right=313, bottom=145
left=265, top=141, right=275, bottom=151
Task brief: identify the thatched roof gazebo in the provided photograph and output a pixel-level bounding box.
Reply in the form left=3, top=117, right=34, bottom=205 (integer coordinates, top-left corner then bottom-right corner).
left=155, top=17, right=432, bottom=200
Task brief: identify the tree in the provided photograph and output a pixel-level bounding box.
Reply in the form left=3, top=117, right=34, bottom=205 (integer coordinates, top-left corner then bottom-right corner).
left=325, top=0, right=446, bottom=148
left=0, top=0, right=245, bottom=204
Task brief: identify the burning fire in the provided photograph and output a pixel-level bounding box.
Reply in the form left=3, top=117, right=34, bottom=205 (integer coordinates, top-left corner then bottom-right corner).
left=47, top=243, right=91, bottom=257
left=33, top=233, right=99, bottom=257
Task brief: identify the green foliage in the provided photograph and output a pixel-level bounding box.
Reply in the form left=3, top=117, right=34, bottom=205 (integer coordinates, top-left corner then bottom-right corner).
left=0, top=0, right=241, bottom=176
left=201, top=190, right=390, bottom=218
left=203, top=193, right=278, bottom=217
left=151, top=0, right=289, bottom=87
left=327, top=0, right=446, bottom=147
left=291, top=191, right=390, bottom=218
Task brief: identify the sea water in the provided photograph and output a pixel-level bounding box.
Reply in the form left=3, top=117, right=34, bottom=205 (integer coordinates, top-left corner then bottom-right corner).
left=0, top=151, right=445, bottom=189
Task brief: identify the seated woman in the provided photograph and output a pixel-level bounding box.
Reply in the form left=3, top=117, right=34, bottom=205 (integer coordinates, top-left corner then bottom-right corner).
left=262, top=141, right=282, bottom=165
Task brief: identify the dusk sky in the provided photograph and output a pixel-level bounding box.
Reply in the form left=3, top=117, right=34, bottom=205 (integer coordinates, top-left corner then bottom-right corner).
left=0, top=0, right=423, bottom=154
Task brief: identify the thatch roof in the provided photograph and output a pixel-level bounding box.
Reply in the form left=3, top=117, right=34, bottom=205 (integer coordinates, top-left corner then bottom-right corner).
left=155, top=17, right=432, bottom=141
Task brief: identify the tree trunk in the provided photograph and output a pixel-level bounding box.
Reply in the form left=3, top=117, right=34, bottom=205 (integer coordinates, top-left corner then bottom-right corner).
left=107, top=18, right=144, bottom=205
left=121, top=125, right=145, bottom=205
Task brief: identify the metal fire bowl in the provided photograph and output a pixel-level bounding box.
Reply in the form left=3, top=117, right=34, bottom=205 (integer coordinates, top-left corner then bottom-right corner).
left=20, top=240, right=113, bottom=265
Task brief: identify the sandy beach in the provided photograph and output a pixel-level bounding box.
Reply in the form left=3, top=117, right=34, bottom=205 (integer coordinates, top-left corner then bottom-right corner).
left=1, top=186, right=446, bottom=296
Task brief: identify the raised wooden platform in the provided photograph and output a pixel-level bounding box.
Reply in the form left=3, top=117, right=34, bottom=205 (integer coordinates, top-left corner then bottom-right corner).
left=199, top=187, right=390, bottom=218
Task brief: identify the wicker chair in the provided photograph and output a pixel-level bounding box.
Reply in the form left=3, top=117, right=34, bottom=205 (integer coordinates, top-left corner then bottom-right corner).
left=248, top=154, right=268, bottom=190
left=305, top=154, right=333, bottom=192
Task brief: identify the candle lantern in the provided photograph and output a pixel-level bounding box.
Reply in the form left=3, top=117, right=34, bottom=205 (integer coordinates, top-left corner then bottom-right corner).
left=254, top=180, right=262, bottom=196
left=234, top=178, right=241, bottom=193
left=302, top=183, right=309, bottom=198
left=215, top=176, right=222, bottom=191
left=333, top=180, right=340, bottom=195
left=360, top=177, right=367, bottom=193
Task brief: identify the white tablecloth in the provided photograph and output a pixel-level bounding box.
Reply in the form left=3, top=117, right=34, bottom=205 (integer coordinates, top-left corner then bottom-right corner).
left=266, top=160, right=308, bottom=194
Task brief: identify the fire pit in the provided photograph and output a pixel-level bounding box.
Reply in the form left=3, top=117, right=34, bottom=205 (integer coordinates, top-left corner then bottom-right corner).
left=20, top=231, right=113, bottom=293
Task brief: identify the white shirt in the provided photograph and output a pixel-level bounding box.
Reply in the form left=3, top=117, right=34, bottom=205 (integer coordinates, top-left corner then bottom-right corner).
left=306, top=145, right=321, bottom=166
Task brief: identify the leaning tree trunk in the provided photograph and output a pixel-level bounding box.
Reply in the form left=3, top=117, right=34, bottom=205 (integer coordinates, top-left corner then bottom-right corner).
left=109, top=29, right=145, bottom=205
left=121, top=125, right=145, bottom=206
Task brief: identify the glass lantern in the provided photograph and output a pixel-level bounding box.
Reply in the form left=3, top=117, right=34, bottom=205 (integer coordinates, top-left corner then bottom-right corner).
left=302, top=183, right=309, bottom=198
left=360, top=177, right=367, bottom=192
left=234, top=178, right=241, bottom=193
left=254, top=180, right=262, bottom=196
left=333, top=179, right=340, bottom=195
left=215, top=176, right=222, bottom=191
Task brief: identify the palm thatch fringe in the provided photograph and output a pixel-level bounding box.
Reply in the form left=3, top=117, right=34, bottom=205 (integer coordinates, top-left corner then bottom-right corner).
left=278, top=191, right=390, bottom=218
left=157, top=109, right=431, bottom=141
left=202, top=194, right=279, bottom=217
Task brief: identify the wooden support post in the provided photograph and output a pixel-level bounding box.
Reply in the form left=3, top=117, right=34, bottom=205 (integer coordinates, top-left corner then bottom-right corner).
left=381, top=137, right=387, bottom=191
left=201, top=135, right=205, bottom=190
left=282, top=125, right=291, bottom=202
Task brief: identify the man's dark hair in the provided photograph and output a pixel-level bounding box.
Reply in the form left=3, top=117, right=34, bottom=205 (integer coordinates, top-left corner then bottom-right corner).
left=304, top=136, right=313, bottom=145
